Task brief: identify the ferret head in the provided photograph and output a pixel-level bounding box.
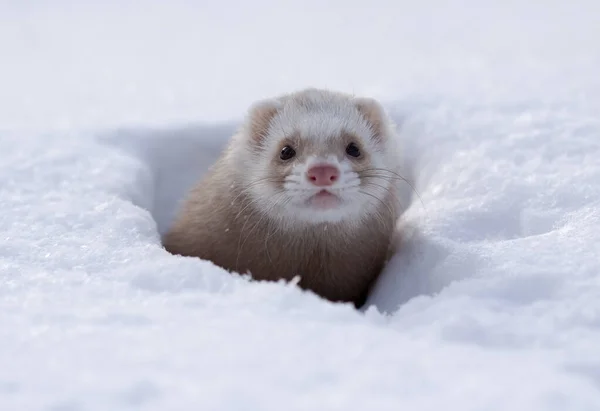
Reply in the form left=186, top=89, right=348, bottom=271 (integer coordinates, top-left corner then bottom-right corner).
left=231, top=88, right=400, bottom=228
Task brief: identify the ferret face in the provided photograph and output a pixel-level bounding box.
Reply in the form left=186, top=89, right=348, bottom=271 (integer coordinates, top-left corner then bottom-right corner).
left=234, top=89, right=399, bottom=227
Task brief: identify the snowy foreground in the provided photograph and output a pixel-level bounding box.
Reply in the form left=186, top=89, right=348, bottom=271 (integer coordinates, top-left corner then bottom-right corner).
left=2, top=2, right=600, bottom=410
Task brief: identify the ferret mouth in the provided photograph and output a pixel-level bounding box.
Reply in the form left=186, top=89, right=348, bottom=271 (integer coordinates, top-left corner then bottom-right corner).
left=306, top=189, right=341, bottom=210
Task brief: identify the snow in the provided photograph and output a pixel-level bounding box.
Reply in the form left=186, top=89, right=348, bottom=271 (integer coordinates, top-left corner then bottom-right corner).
left=2, top=0, right=600, bottom=409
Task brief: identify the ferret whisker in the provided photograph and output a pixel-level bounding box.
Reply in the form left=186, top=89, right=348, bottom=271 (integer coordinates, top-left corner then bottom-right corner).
left=233, top=195, right=264, bottom=222
left=359, top=167, right=418, bottom=188
left=236, top=193, right=284, bottom=268
left=358, top=169, right=425, bottom=209
left=264, top=197, right=292, bottom=262
left=360, top=167, right=408, bottom=180
left=241, top=193, right=288, bottom=262
left=263, top=206, right=283, bottom=266
left=358, top=189, right=396, bottom=220
left=235, top=207, right=257, bottom=270
left=230, top=176, right=285, bottom=205
left=232, top=179, right=287, bottom=220
left=361, top=181, right=406, bottom=210
left=232, top=186, right=285, bottom=232
left=334, top=184, right=361, bottom=190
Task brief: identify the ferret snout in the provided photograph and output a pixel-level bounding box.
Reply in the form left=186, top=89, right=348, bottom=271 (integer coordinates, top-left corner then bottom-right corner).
left=306, top=164, right=340, bottom=187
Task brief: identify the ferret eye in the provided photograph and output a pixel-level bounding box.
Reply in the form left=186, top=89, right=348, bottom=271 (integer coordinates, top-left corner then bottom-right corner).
left=280, top=146, right=296, bottom=160
left=345, top=143, right=361, bottom=158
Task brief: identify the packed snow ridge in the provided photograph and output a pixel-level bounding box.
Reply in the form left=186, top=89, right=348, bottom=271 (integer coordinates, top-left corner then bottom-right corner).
left=2, top=1, right=600, bottom=410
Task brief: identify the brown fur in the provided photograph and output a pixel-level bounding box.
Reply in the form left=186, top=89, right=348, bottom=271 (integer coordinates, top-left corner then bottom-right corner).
left=248, top=100, right=280, bottom=144
left=354, top=97, right=386, bottom=141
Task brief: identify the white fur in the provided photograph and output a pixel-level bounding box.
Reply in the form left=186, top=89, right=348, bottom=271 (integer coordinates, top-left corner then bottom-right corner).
left=282, top=154, right=363, bottom=224
left=230, top=89, right=400, bottom=228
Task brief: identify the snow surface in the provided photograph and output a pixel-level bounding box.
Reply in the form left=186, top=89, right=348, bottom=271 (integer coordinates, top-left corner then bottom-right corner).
left=2, top=1, right=600, bottom=410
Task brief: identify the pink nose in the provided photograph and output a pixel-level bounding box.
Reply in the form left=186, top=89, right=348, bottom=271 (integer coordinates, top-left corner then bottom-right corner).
left=306, top=165, right=340, bottom=186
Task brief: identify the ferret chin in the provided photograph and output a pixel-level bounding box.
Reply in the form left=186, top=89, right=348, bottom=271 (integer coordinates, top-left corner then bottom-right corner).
left=163, top=88, right=403, bottom=308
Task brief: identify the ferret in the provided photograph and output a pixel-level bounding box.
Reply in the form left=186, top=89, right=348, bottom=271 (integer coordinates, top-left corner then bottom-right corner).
left=163, top=88, right=402, bottom=308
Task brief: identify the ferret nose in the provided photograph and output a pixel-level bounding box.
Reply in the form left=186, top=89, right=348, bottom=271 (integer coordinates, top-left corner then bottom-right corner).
left=306, top=164, right=340, bottom=186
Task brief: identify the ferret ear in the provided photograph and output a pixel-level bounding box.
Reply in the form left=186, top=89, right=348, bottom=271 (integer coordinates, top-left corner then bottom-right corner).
left=246, top=98, right=282, bottom=144
left=353, top=97, right=388, bottom=141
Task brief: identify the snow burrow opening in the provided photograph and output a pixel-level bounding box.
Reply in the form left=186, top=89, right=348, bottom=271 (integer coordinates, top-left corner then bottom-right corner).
left=97, top=111, right=453, bottom=314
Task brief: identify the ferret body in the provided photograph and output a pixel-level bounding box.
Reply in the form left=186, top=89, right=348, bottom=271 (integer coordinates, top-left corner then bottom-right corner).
left=163, top=88, right=402, bottom=307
